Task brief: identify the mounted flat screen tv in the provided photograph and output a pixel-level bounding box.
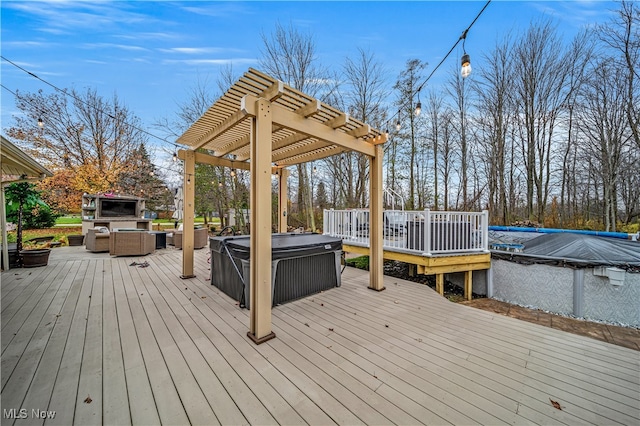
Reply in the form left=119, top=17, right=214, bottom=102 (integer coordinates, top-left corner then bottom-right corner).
left=100, top=199, right=137, bottom=217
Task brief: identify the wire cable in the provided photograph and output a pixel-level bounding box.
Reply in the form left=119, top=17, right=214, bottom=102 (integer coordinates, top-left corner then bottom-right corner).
left=1, top=55, right=180, bottom=150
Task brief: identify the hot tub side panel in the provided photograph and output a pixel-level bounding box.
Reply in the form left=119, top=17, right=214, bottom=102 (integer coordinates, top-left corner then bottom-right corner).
left=210, top=234, right=342, bottom=309
left=272, top=251, right=341, bottom=305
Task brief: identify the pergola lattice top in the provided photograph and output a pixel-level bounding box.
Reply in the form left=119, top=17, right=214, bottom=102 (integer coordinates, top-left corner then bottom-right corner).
left=176, top=68, right=386, bottom=166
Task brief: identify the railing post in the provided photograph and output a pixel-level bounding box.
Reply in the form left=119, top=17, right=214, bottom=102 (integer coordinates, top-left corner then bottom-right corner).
left=424, top=209, right=431, bottom=255
left=323, top=209, right=328, bottom=235
left=482, top=210, right=489, bottom=251
left=350, top=210, right=357, bottom=240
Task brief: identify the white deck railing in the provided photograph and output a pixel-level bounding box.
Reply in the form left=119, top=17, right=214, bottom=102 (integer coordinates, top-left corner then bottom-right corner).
left=323, top=209, right=489, bottom=256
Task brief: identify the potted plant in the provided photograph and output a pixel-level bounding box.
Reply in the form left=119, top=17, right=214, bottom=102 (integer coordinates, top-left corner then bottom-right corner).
left=20, top=240, right=52, bottom=267
left=5, top=182, right=57, bottom=267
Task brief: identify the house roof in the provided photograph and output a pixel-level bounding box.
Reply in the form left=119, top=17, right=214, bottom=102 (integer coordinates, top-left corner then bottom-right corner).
left=1, top=136, right=53, bottom=184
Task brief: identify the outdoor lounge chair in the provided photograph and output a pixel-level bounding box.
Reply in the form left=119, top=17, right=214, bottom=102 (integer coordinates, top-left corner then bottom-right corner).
left=85, top=228, right=110, bottom=253
left=173, top=227, right=208, bottom=249
left=109, top=230, right=155, bottom=256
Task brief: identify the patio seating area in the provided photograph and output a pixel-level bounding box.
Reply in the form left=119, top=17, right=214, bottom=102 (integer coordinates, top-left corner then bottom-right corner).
left=1, top=246, right=638, bottom=425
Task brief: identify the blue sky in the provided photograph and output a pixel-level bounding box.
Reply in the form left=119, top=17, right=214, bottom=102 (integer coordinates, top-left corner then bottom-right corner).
left=1, top=0, right=616, bottom=156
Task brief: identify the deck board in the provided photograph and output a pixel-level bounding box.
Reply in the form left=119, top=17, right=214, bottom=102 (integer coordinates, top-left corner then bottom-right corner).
left=1, top=247, right=638, bottom=425
left=73, top=259, right=104, bottom=426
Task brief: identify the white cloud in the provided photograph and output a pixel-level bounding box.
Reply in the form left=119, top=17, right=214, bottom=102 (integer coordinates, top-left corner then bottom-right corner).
left=180, top=3, right=253, bottom=18
left=82, top=43, right=149, bottom=52
left=158, top=47, right=225, bottom=55
left=1, top=41, right=54, bottom=49
left=3, top=1, right=157, bottom=35
left=162, top=58, right=257, bottom=66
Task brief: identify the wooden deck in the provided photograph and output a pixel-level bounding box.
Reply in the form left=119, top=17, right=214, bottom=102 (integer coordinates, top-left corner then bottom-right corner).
left=2, top=247, right=639, bottom=425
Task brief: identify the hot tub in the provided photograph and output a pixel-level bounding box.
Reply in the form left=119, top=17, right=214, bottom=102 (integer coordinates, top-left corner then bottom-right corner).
left=210, top=233, right=342, bottom=308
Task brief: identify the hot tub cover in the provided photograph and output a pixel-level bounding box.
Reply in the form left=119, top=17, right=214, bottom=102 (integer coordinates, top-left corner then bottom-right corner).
left=210, top=233, right=343, bottom=260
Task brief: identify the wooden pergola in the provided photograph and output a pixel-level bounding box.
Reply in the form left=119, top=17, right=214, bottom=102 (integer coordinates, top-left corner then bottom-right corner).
left=176, top=68, right=387, bottom=344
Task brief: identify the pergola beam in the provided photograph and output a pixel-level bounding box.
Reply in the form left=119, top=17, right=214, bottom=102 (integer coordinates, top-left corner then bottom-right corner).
left=275, top=145, right=346, bottom=166
left=178, top=149, right=282, bottom=174
left=271, top=141, right=330, bottom=163
left=242, top=95, right=375, bottom=157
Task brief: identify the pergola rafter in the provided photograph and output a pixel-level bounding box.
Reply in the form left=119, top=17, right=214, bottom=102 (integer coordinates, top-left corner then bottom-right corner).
left=177, top=68, right=386, bottom=344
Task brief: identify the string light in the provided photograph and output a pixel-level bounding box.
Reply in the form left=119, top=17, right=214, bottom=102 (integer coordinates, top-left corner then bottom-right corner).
left=384, top=0, right=490, bottom=131
left=1, top=55, right=177, bottom=149
left=415, top=93, right=422, bottom=116
left=172, top=151, right=178, bottom=162
left=230, top=169, right=236, bottom=177
left=37, top=117, right=44, bottom=128
left=313, top=166, right=317, bottom=174
left=460, top=29, right=472, bottom=78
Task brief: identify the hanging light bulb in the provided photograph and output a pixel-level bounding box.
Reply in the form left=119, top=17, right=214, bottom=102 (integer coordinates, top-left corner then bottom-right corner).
left=313, top=166, right=317, bottom=174
left=461, top=53, right=472, bottom=78
left=230, top=169, right=236, bottom=177
left=385, top=129, right=389, bottom=138
left=172, top=151, right=178, bottom=162
left=37, top=117, right=44, bottom=128
left=149, top=171, right=154, bottom=176
left=218, top=182, right=223, bottom=187
left=395, top=120, right=401, bottom=131
left=415, top=101, right=422, bottom=116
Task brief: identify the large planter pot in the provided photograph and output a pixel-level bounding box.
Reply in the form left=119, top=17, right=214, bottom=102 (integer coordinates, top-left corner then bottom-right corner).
left=20, top=249, right=51, bottom=268
left=67, top=234, right=84, bottom=246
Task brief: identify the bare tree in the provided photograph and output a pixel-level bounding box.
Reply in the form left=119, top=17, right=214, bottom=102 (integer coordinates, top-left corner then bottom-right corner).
left=512, top=21, right=592, bottom=223
left=393, top=59, right=427, bottom=209
left=577, top=59, right=631, bottom=231
left=597, top=0, right=640, bottom=150
left=425, top=90, right=444, bottom=209
left=8, top=88, right=145, bottom=193
left=338, top=47, right=389, bottom=207
left=259, top=21, right=336, bottom=229
left=472, top=36, right=515, bottom=224
left=447, top=64, right=473, bottom=210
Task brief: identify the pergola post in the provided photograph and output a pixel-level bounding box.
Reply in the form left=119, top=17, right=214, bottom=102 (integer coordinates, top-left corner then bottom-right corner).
left=248, top=97, right=275, bottom=344
left=278, top=168, right=289, bottom=233
left=181, top=149, right=196, bottom=278
left=369, top=144, right=385, bottom=291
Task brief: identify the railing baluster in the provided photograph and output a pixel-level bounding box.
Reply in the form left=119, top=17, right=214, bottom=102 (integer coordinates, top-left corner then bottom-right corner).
left=322, top=209, right=488, bottom=255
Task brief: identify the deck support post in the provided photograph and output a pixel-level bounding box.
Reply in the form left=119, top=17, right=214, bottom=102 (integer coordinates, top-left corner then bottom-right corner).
left=464, top=271, right=473, bottom=301
left=368, top=145, right=385, bottom=291
left=248, top=97, right=275, bottom=344
left=436, top=274, right=444, bottom=296
left=181, top=149, right=196, bottom=279
left=278, top=168, right=289, bottom=233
